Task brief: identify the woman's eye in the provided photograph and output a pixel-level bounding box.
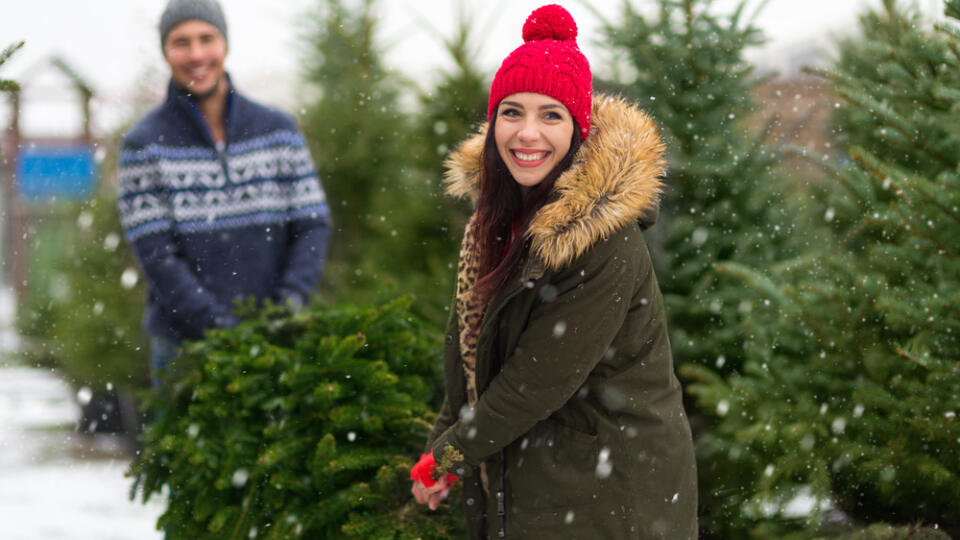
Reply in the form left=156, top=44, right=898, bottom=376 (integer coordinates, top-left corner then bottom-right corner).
left=544, top=111, right=563, bottom=120
left=501, top=108, right=521, bottom=117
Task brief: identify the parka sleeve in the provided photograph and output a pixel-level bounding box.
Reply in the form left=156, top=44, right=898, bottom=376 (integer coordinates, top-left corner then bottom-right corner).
left=424, top=295, right=466, bottom=454
left=429, top=231, right=647, bottom=476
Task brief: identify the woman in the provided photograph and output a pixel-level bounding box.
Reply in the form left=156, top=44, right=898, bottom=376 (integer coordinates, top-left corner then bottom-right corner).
left=410, top=5, right=698, bottom=539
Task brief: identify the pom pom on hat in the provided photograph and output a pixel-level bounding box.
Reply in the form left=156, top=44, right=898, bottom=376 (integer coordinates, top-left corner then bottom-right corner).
left=488, top=4, right=593, bottom=140
left=522, top=4, right=577, bottom=42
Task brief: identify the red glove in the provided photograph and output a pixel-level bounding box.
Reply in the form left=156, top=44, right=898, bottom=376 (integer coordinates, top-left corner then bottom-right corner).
left=410, top=452, right=458, bottom=488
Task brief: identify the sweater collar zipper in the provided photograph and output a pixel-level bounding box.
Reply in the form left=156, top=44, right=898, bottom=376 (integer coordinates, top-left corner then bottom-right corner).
left=168, top=76, right=235, bottom=180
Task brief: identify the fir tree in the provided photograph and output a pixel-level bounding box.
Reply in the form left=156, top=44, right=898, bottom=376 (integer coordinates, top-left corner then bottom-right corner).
left=299, top=0, right=411, bottom=297
left=596, top=2, right=793, bottom=535
left=684, top=0, right=960, bottom=537
left=300, top=0, right=488, bottom=325
left=412, top=3, right=491, bottom=179
left=129, top=296, right=464, bottom=539
left=17, top=190, right=149, bottom=391
left=301, top=0, right=406, bottom=244
left=596, top=0, right=786, bottom=376
left=384, top=2, right=491, bottom=324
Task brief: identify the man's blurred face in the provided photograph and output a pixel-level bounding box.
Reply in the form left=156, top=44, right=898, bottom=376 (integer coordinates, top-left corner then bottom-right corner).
left=163, top=20, right=227, bottom=100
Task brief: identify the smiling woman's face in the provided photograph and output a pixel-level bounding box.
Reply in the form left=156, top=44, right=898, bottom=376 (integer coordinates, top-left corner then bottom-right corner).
left=494, top=93, right=574, bottom=189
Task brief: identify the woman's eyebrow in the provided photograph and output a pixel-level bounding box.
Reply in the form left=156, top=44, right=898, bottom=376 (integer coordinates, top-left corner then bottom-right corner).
left=499, top=101, right=564, bottom=111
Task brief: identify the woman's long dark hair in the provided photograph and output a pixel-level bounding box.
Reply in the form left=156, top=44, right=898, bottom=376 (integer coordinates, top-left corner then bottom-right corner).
left=472, top=112, right=582, bottom=307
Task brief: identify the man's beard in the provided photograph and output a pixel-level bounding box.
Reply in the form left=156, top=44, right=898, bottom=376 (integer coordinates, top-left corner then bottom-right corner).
left=187, top=74, right=223, bottom=102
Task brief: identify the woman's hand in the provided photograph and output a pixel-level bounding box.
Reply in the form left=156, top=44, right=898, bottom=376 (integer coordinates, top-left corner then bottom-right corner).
left=411, top=476, right=451, bottom=510
left=409, top=452, right=457, bottom=510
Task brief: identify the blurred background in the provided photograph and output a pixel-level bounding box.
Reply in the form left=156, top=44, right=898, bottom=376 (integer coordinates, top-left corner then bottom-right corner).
left=0, top=0, right=944, bottom=137
left=0, top=0, right=956, bottom=539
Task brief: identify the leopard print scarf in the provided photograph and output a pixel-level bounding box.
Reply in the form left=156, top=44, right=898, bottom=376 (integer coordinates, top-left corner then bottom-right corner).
left=455, top=214, right=483, bottom=407
left=455, top=214, right=492, bottom=493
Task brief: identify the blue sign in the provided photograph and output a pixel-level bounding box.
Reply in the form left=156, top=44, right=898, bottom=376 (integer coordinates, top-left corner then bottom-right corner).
left=17, top=144, right=97, bottom=201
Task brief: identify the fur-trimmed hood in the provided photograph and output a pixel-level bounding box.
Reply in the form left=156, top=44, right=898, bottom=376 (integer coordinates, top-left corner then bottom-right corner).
left=444, top=94, right=667, bottom=271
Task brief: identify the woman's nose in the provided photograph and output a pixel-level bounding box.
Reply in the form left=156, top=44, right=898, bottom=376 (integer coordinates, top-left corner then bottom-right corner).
left=517, top=116, right=540, bottom=142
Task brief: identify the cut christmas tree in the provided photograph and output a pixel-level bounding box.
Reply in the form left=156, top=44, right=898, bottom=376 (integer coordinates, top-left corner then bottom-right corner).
left=129, top=296, right=463, bottom=539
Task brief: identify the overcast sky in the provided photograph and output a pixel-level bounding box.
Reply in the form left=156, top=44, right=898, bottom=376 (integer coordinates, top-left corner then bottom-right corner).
left=0, top=0, right=945, bottom=137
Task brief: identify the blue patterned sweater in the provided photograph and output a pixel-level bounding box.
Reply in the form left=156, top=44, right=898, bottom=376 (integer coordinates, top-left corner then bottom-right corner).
left=118, top=79, right=331, bottom=341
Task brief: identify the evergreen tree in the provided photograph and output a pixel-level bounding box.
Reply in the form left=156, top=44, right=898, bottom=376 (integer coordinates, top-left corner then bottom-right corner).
left=301, top=0, right=407, bottom=245
left=413, top=3, right=491, bottom=179
left=596, top=0, right=787, bottom=376
left=684, top=0, right=960, bottom=537
left=596, top=2, right=794, bottom=535
left=389, top=2, right=491, bottom=324
left=300, top=0, right=487, bottom=325
left=299, top=0, right=411, bottom=296
left=129, top=296, right=464, bottom=539
left=17, top=190, right=149, bottom=391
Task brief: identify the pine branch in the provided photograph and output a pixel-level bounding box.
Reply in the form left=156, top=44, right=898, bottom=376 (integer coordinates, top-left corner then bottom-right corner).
left=715, top=262, right=791, bottom=309
left=0, top=40, right=24, bottom=67
left=0, top=40, right=25, bottom=93
left=932, top=83, right=960, bottom=104
left=946, top=0, right=960, bottom=20
left=850, top=148, right=956, bottom=257
left=842, top=89, right=952, bottom=168
left=227, top=480, right=259, bottom=540
left=796, top=282, right=851, bottom=326
left=936, top=19, right=960, bottom=46
left=784, top=143, right=847, bottom=181
left=896, top=346, right=953, bottom=373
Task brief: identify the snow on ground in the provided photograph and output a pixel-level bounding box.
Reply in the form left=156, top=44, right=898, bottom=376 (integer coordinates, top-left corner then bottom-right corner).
left=0, top=363, right=164, bottom=540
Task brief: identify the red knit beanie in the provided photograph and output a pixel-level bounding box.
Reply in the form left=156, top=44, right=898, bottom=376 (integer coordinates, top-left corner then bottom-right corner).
left=488, top=4, right=593, bottom=140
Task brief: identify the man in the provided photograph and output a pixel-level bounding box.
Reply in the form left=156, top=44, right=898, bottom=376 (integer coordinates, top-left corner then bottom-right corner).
left=118, top=0, right=331, bottom=386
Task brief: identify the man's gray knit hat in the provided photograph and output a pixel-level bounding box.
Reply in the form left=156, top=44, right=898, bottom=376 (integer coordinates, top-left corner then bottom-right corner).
left=159, top=0, right=228, bottom=49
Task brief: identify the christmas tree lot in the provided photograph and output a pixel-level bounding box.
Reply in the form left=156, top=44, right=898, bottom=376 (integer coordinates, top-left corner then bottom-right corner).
left=7, top=0, right=959, bottom=537
left=683, top=0, right=960, bottom=537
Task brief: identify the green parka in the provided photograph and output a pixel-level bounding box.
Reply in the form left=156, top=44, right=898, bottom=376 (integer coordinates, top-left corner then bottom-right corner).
left=426, top=95, right=697, bottom=539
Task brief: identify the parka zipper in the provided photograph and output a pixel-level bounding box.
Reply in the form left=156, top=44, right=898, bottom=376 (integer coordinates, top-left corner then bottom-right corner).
left=497, top=449, right=507, bottom=538
left=483, top=303, right=515, bottom=540
left=478, top=250, right=543, bottom=539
